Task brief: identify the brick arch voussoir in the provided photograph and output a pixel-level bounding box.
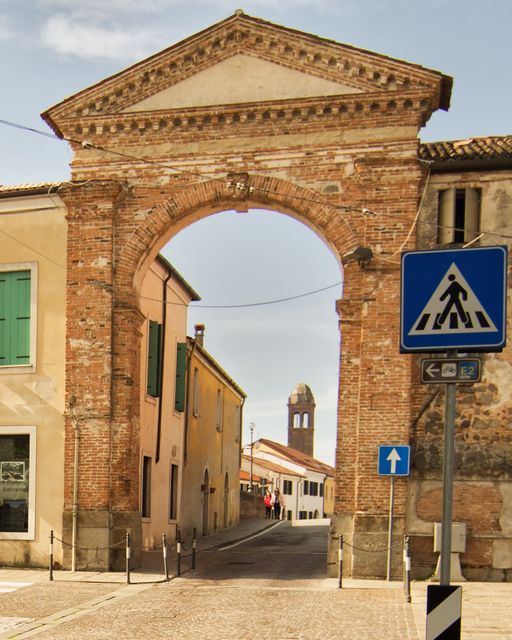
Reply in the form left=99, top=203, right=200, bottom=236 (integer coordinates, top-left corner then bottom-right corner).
left=117, top=175, right=360, bottom=296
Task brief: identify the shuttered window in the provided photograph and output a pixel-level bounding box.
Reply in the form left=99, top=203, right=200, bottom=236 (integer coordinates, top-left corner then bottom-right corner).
left=147, top=320, right=162, bottom=397
left=174, top=343, right=187, bottom=412
left=0, top=270, right=31, bottom=366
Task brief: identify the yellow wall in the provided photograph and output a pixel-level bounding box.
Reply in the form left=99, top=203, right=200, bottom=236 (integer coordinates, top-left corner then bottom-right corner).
left=0, top=192, right=67, bottom=567
left=180, top=344, right=244, bottom=540
left=139, top=259, right=190, bottom=548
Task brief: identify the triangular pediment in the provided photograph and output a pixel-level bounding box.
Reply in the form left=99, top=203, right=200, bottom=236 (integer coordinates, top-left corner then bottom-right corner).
left=42, top=11, right=451, bottom=137
left=123, top=53, right=362, bottom=112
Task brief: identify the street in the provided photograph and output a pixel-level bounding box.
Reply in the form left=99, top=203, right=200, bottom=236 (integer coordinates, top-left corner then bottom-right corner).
left=0, top=521, right=417, bottom=639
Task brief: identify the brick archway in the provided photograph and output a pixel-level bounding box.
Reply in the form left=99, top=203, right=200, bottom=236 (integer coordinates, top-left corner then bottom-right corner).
left=47, top=12, right=451, bottom=572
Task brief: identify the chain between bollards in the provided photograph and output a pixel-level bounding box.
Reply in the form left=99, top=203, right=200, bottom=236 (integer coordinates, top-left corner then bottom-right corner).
left=126, top=531, right=131, bottom=584
left=338, top=534, right=343, bottom=589
left=49, top=530, right=54, bottom=581
left=403, top=534, right=411, bottom=603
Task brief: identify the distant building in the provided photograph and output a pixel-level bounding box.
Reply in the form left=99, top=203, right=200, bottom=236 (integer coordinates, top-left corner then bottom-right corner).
left=242, top=438, right=334, bottom=520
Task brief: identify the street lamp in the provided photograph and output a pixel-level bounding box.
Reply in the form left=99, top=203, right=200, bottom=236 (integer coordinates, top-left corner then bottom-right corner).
left=249, top=422, right=255, bottom=493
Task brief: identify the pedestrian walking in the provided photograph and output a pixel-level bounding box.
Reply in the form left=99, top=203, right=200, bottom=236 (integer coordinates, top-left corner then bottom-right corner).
left=264, top=489, right=272, bottom=519
left=272, top=488, right=285, bottom=520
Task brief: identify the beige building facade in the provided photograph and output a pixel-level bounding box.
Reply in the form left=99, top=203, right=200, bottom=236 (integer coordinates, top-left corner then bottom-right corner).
left=0, top=187, right=67, bottom=567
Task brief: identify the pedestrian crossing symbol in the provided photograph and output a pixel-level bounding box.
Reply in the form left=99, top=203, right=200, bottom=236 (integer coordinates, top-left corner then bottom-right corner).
left=409, top=263, right=497, bottom=335
left=401, top=246, right=507, bottom=353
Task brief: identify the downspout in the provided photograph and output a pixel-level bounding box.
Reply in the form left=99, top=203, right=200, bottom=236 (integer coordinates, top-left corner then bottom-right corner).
left=155, top=272, right=171, bottom=463
left=71, top=412, right=79, bottom=573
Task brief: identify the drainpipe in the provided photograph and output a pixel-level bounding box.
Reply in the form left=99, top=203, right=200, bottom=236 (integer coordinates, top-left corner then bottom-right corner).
left=156, top=272, right=171, bottom=463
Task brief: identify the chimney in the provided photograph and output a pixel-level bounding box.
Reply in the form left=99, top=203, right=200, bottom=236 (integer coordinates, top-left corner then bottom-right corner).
left=194, top=324, right=205, bottom=347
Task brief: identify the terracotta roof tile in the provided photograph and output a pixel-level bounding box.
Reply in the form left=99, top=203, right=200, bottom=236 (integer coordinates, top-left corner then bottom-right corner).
left=419, top=135, right=512, bottom=164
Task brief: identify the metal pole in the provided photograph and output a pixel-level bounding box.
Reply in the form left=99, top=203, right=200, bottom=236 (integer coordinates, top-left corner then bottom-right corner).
left=404, top=535, right=411, bottom=603
left=176, top=526, right=181, bottom=577
left=192, top=527, right=197, bottom=570
left=49, top=530, right=54, bottom=581
left=162, top=533, right=169, bottom=581
left=338, top=534, right=343, bottom=589
left=126, top=531, right=131, bottom=584
left=386, top=475, right=395, bottom=581
left=249, top=422, right=255, bottom=493
left=440, top=380, right=457, bottom=585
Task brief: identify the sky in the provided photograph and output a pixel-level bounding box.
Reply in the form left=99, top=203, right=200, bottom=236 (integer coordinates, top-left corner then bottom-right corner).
left=0, top=0, right=510, bottom=464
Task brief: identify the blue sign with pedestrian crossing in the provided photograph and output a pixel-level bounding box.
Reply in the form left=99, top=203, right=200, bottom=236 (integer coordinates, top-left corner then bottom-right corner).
left=378, top=445, right=410, bottom=476
left=401, top=246, right=507, bottom=353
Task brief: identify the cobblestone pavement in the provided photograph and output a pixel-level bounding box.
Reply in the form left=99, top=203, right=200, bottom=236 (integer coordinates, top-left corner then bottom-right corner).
left=0, top=579, right=418, bottom=640
left=0, top=520, right=511, bottom=639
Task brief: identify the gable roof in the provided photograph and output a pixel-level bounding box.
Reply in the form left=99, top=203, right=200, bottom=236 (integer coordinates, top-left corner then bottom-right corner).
left=241, top=453, right=305, bottom=478
left=257, top=438, right=335, bottom=476
left=42, top=11, right=451, bottom=139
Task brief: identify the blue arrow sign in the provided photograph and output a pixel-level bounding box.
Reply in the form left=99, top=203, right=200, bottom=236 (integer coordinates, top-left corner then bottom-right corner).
left=401, top=246, right=507, bottom=353
left=378, top=445, right=410, bottom=476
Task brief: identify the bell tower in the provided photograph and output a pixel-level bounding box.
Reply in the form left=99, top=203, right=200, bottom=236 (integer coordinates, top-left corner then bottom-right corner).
left=287, top=383, right=315, bottom=457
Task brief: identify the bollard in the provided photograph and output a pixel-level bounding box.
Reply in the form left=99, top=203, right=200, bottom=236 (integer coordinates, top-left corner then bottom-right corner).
left=404, top=535, right=411, bottom=603
left=49, top=530, right=54, bottom=581
left=176, top=526, right=181, bottom=577
left=162, top=533, right=169, bottom=581
left=338, top=534, right=343, bottom=589
left=192, top=527, right=197, bottom=570
left=126, top=531, right=131, bottom=585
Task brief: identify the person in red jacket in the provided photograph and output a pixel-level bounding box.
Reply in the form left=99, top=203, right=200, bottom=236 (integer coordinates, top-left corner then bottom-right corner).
left=263, top=489, right=272, bottom=519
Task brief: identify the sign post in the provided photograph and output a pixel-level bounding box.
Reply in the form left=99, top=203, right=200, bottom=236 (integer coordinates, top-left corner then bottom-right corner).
left=378, top=445, right=410, bottom=581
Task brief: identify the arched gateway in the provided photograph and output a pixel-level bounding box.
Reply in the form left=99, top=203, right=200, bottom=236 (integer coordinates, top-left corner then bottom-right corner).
left=42, top=11, right=451, bottom=573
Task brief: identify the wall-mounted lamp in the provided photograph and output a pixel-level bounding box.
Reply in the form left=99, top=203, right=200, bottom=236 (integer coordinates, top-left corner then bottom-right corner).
left=342, top=246, right=373, bottom=266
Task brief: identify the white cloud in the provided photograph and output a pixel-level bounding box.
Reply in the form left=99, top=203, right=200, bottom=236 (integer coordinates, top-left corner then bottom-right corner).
left=40, top=14, right=163, bottom=62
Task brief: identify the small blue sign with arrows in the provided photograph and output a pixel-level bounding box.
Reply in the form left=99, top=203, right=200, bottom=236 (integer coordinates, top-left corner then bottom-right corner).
left=378, top=445, right=410, bottom=476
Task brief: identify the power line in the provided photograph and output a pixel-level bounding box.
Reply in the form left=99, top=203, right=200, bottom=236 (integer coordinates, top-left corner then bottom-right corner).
left=2, top=116, right=512, bottom=243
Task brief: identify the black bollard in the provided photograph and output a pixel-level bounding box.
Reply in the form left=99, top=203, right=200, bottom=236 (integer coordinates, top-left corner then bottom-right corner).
left=404, top=535, right=411, bottom=603
left=126, top=531, right=131, bottom=584
left=162, top=533, right=169, bottom=581
left=192, top=527, right=197, bottom=570
left=338, top=534, right=343, bottom=589
left=176, top=526, right=181, bottom=577
left=49, top=530, right=54, bottom=581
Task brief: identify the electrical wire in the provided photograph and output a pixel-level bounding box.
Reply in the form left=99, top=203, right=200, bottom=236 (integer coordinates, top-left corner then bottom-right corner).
left=2, top=116, right=512, bottom=244
left=139, top=280, right=342, bottom=309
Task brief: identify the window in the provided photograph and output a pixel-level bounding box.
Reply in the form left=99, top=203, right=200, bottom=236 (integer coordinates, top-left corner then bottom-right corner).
left=0, top=265, right=37, bottom=370
left=174, top=343, right=187, bottom=412
left=193, top=368, right=200, bottom=416
left=438, top=188, right=480, bottom=245
left=216, top=389, right=223, bottom=432
left=147, top=320, right=162, bottom=397
left=320, top=483, right=324, bottom=497
left=303, top=480, right=309, bottom=495
left=169, top=464, right=178, bottom=521
left=141, top=456, right=152, bottom=518
left=0, top=426, right=36, bottom=539
left=283, top=480, right=293, bottom=495
left=309, top=481, right=318, bottom=496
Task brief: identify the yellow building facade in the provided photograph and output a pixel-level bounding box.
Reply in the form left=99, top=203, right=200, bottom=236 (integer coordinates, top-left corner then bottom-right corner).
left=0, top=186, right=67, bottom=567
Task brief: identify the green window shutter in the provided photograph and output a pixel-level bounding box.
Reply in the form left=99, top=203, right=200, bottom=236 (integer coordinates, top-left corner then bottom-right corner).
left=0, top=271, right=31, bottom=366
left=174, top=342, right=187, bottom=412
left=147, top=320, right=162, bottom=397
